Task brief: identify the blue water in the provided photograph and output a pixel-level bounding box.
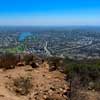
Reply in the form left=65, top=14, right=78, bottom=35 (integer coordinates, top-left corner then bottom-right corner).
left=18, top=32, right=32, bottom=41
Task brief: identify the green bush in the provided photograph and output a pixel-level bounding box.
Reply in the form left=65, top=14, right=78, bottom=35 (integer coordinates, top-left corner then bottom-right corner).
left=13, top=76, right=33, bottom=95
left=63, top=58, right=100, bottom=91
left=0, top=53, right=19, bottom=69
left=47, top=57, right=64, bottom=71
left=23, top=54, right=33, bottom=65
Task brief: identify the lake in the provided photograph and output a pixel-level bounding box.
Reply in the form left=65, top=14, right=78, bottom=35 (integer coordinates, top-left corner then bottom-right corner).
left=18, top=32, right=32, bottom=41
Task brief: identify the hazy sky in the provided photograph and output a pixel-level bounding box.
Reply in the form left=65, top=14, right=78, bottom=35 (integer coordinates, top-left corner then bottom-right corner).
left=0, top=0, right=99, bottom=26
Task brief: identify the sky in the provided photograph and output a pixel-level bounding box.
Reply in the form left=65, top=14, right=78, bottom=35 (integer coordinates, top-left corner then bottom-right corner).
left=0, top=0, right=100, bottom=26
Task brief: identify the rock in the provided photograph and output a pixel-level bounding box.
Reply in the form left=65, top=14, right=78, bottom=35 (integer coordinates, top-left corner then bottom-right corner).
left=17, top=61, right=25, bottom=66
left=88, top=82, right=95, bottom=90
left=50, top=87, right=55, bottom=91
left=48, top=89, right=53, bottom=95
left=30, top=62, right=39, bottom=68
left=0, top=95, right=5, bottom=97
left=43, top=95, right=47, bottom=99
left=45, top=97, right=54, bottom=100
left=49, top=66, right=57, bottom=72
left=0, top=69, right=3, bottom=72
left=59, top=88, right=63, bottom=91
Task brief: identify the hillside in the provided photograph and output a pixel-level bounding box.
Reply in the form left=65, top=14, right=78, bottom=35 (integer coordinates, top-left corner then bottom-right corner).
left=0, top=61, right=69, bottom=100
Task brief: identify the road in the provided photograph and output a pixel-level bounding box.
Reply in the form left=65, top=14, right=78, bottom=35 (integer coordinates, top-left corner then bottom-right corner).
left=44, top=41, right=52, bottom=56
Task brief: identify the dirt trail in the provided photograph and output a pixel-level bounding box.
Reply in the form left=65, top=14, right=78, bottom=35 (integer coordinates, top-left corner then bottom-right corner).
left=0, top=62, right=69, bottom=100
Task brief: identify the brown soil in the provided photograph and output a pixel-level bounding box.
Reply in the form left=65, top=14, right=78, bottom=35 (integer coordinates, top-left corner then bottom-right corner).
left=0, top=62, right=69, bottom=100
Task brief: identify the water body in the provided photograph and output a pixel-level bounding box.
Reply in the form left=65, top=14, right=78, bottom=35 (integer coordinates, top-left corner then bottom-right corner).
left=18, top=32, right=32, bottom=41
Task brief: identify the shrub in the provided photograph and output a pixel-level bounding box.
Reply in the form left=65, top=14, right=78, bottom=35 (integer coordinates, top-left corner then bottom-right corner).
left=0, top=53, right=19, bottom=69
left=70, top=90, right=89, bottom=100
left=63, top=58, right=100, bottom=91
left=47, top=57, right=64, bottom=71
left=22, top=54, right=33, bottom=65
left=13, top=76, right=33, bottom=95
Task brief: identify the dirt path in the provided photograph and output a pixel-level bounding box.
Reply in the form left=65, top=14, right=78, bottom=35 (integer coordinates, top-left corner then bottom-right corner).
left=0, top=62, right=69, bottom=100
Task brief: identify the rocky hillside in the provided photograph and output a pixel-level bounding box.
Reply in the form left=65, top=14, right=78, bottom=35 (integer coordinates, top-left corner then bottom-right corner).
left=0, top=61, right=69, bottom=100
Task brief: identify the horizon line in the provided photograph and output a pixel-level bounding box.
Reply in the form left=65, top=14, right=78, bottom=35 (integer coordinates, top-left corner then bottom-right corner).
left=0, top=25, right=100, bottom=27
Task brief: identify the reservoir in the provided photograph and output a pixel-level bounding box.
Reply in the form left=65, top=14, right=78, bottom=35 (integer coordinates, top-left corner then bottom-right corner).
left=18, top=32, right=32, bottom=41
